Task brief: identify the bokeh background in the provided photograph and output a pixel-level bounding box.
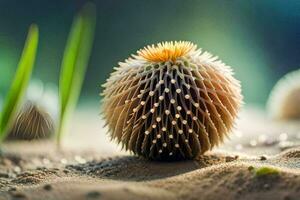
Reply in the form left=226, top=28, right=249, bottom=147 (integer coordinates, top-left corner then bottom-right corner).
left=0, top=0, right=300, bottom=107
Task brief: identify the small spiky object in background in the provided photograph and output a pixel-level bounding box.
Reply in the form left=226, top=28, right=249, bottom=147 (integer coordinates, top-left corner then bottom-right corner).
left=102, top=41, right=242, bottom=160
left=7, top=80, right=57, bottom=140
left=7, top=101, right=54, bottom=140
left=267, top=69, right=300, bottom=120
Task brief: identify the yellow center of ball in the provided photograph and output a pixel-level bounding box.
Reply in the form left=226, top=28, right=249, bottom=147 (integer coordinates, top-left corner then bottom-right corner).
left=137, top=41, right=196, bottom=62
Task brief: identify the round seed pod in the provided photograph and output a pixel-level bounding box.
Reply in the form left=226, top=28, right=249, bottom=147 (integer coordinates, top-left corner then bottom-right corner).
left=7, top=101, right=55, bottom=140
left=267, top=69, right=300, bottom=120
left=102, top=41, right=242, bottom=160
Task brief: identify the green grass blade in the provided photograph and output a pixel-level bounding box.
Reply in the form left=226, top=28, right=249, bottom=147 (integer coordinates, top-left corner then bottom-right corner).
left=0, top=24, right=39, bottom=141
left=56, top=3, right=96, bottom=144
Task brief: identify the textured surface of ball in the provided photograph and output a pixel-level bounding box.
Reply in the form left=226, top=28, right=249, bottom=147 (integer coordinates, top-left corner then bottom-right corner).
left=102, top=41, right=242, bottom=160
left=7, top=101, right=55, bottom=140
left=267, top=69, right=300, bottom=120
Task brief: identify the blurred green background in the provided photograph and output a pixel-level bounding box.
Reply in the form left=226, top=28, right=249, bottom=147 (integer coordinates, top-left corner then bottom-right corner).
left=0, top=0, right=299, bottom=106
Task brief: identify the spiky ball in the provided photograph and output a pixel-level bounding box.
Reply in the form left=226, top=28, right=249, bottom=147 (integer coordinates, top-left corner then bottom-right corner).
left=267, top=69, right=300, bottom=120
left=102, top=41, right=242, bottom=160
left=7, top=101, right=54, bottom=140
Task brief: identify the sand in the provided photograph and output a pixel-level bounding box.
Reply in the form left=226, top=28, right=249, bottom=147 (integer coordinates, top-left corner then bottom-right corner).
left=0, top=106, right=299, bottom=200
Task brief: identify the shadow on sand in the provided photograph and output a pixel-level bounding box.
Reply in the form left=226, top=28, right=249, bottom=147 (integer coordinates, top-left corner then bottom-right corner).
left=67, top=153, right=231, bottom=181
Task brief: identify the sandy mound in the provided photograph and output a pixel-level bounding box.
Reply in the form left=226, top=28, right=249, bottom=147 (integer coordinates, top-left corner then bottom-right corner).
left=0, top=146, right=299, bottom=200
left=0, top=108, right=299, bottom=200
